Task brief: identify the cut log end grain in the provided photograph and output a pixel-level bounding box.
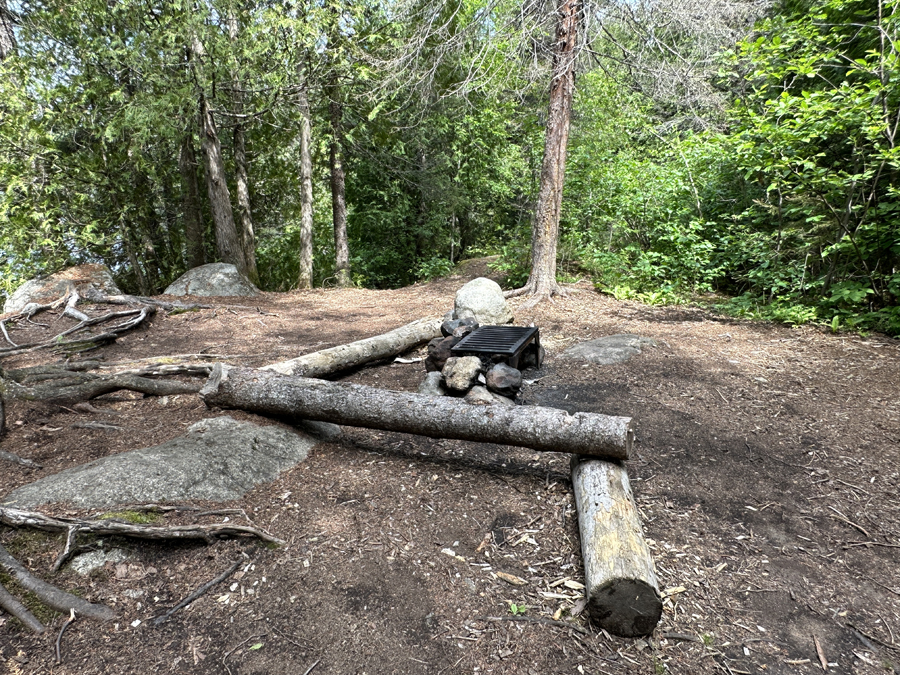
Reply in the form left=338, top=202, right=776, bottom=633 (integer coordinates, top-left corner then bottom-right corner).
left=571, top=457, right=662, bottom=637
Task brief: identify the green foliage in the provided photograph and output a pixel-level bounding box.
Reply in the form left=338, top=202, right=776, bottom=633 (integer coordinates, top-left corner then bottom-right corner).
left=508, top=602, right=527, bottom=616
left=99, top=510, right=160, bottom=525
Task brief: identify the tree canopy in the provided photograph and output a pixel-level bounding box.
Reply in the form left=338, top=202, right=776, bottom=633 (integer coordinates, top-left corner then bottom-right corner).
left=0, top=0, right=897, bottom=334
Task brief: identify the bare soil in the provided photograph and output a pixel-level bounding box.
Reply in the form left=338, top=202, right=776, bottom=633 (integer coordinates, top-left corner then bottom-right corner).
left=1, top=259, right=899, bottom=675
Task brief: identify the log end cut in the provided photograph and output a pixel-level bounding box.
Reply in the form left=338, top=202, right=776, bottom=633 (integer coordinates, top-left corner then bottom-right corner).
left=588, top=578, right=662, bottom=637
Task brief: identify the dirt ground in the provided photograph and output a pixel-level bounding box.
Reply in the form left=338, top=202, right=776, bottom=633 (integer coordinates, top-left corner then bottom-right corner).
left=1, top=258, right=899, bottom=675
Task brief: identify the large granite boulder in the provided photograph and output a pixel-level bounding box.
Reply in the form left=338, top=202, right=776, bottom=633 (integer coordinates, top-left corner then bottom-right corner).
left=4, top=264, right=122, bottom=314
left=164, top=263, right=259, bottom=297
left=3, top=416, right=314, bottom=508
left=453, top=278, right=513, bottom=325
left=560, top=334, right=657, bottom=365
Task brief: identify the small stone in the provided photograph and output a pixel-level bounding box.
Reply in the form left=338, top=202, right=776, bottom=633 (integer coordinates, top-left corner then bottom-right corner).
left=464, top=385, right=495, bottom=405
left=485, top=363, right=523, bottom=398
left=442, top=356, right=483, bottom=392
left=418, top=371, right=446, bottom=396
left=490, top=392, right=516, bottom=406
left=441, top=317, right=479, bottom=338
left=425, top=336, right=460, bottom=372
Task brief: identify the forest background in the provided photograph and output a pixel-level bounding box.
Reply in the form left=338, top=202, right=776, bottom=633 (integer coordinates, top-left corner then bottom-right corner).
left=0, top=0, right=898, bottom=335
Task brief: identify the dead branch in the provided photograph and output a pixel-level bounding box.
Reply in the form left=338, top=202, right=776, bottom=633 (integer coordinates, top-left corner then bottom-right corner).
left=472, top=615, right=588, bottom=634
left=78, top=286, right=210, bottom=312
left=152, top=558, right=242, bottom=625
left=0, top=370, right=202, bottom=405
left=0, top=542, right=116, bottom=621
left=55, top=608, right=76, bottom=664
left=0, top=579, right=46, bottom=633
left=0, top=506, right=285, bottom=547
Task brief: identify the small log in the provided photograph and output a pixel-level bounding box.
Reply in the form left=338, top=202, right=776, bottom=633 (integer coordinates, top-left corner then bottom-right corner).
left=571, top=456, right=661, bottom=637
left=201, top=365, right=633, bottom=459
left=263, top=317, right=442, bottom=377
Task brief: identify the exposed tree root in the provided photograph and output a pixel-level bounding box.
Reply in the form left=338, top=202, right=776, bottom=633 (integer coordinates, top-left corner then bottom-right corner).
left=0, top=370, right=202, bottom=406
left=0, top=542, right=116, bottom=622
left=0, top=578, right=46, bottom=633
left=503, top=279, right=568, bottom=309
left=0, top=506, right=285, bottom=547
left=0, top=449, right=42, bottom=469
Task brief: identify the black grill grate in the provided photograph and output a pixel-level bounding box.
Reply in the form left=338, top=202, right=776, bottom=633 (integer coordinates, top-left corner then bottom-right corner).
left=450, top=326, right=540, bottom=368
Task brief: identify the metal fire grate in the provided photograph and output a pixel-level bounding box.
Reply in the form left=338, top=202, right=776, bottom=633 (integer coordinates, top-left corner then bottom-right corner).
left=450, top=325, right=541, bottom=369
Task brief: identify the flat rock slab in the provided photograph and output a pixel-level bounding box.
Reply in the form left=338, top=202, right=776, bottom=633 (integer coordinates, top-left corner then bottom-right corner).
left=3, top=416, right=314, bottom=509
left=561, top=334, right=657, bottom=365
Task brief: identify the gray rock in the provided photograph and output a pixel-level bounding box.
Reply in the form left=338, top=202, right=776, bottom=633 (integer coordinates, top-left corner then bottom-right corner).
left=294, top=419, right=342, bottom=441
left=418, top=371, right=446, bottom=396
left=441, top=317, right=479, bottom=338
left=520, top=345, right=546, bottom=370
left=425, top=335, right=460, bottom=372
left=164, top=263, right=259, bottom=297
left=4, top=416, right=314, bottom=508
left=4, top=264, right=122, bottom=314
left=490, top=392, right=516, bottom=406
left=464, top=385, right=495, bottom=405
left=485, top=363, right=523, bottom=398
left=561, top=334, right=657, bottom=365
left=454, top=278, right=513, bottom=325
left=70, top=548, right=130, bottom=576
left=442, top=356, right=483, bottom=393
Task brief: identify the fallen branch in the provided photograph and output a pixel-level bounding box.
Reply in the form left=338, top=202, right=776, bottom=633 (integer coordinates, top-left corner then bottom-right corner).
left=55, top=609, right=76, bottom=664
left=263, top=317, right=441, bottom=377
left=201, top=365, right=634, bottom=460
left=0, top=506, right=285, bottom=547
left=0, top=370, right=201, bottom=406
left=0, top=578, right=46, bottom=633
left=152, top=559, right=242, bottom=625
left=0, top=542, right=115, bottom=621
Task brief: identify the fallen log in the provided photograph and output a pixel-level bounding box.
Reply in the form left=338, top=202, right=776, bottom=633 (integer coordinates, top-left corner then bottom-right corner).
left=570, top=456, right=661, bottom=637
left=200, top=365, right=633, bottom=459
left=263, top=317, right=442, bottom=377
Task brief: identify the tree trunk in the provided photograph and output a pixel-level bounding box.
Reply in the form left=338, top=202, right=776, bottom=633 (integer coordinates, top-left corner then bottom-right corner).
left=506, top=0, right=581, bottom=305
left=329, top=79, right=351, bottom=287
left=571, top=456, right=662, bottom=637
left=227, top=12, right=259, bottom=286
left=179, top=134, right=206, bottom=269
left=264, top=317, right=442, bottom=376
left=0, top=0, right=15, bottom=60
left=233, top=123, right=258, bottom=285
left=199, top=95, right=247, bottom=276
left=201, top=365, right=634, bottom=459
left=298, top=81, right=315, bottom=289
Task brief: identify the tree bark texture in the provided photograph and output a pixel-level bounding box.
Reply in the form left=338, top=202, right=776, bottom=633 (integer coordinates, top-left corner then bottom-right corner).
left=298, top=82, right=315, bottom=289
left=0, top=0, right=16, bottom=60
left=264, top=317, right=442, bottom=376
left=571, top=456, right=662, bottom=637
left=233, top=123, right=259, bottom=285
left=507, top=0, right=581, bottom=303
left=199, top=95, right=247, bottom=276
left=201, top=365, right=633, bottom=459
left=329, top=80, right=351, bottom=288
left=179, top=134, right=206, bottom=269
left=0, top=542, right=115, bottom=621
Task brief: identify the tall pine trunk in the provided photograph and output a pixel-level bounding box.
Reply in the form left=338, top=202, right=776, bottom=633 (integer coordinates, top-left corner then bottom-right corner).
left=199, top=94, right=247, bottom=276
left=228, top=12, right=259, bottom=286
left=297, top=81, right=314, bottom=289
left=507, top=0, right=581, bottom=304
left=0, top=0, right=14, bottom=60
left=329, top=78, right=351, bottom=288
left=179, top=134, right=206, bottom=269
left=233, top=123, right=259, bottom=285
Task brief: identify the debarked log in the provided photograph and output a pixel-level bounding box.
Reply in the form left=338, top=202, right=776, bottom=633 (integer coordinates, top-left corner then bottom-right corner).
left=200, top=365, right=633, bottom=460
left=262, top=317, right=442, bottom=377
left=571, top=456, right=662, bottom=637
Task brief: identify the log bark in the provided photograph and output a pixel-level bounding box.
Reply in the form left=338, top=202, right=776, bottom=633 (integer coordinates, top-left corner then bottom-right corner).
left=0, top=542, right=115, bottom=621
left=264, top=317, right=442, bottom=377
left=0, top=581, right=45, bottom=633
left=571, top=456, right=661, bottom=637
left=201, top=365, right=633, bottom=459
